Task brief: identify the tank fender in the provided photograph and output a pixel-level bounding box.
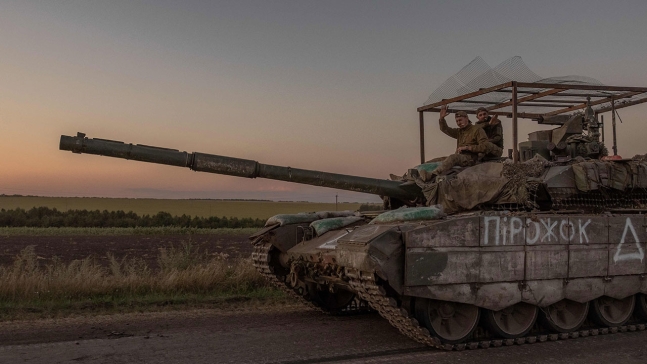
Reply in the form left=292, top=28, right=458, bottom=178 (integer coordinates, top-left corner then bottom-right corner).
left=604, top=275, right=643, bottom=300
left=407, top=281, right=570, bottom=310
left=249, top=223, right=280, bottom=240
left=522, top=280, right=564, bottom=307
left=563, top=278, right=606, bottom=303
left=476, top=283, right=522, bottom=311
left=264, top=223, right=311, bottom=253
left=405, top=282, right=522, bottom=311
left=366, top=229, right=406, bottom=294
left=406, top=276, right=646, bottom=311
left=336, top=226, right=405, bottom=294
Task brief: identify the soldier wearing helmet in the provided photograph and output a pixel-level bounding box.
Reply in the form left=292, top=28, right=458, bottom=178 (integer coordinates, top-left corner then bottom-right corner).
left=475, top=107, right=504, bottom=157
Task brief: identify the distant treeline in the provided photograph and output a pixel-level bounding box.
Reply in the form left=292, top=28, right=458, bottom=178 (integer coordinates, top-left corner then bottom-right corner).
left=0, top=207, right=265, bottom=229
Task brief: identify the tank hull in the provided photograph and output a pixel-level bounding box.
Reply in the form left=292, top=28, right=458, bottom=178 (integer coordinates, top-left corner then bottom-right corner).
left=258, top=211, right=647, bottom=348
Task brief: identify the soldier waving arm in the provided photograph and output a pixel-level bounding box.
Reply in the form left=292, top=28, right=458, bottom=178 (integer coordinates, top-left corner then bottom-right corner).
left=438, top=105, right=459, bottom=139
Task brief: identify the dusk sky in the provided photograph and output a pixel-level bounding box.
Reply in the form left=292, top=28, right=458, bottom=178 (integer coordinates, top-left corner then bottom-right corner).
left=2, top=0, right=647, bottom=203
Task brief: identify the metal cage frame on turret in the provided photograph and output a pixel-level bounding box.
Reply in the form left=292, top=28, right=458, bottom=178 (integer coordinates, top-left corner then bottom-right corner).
left=416, top=82, right=647, bottom=164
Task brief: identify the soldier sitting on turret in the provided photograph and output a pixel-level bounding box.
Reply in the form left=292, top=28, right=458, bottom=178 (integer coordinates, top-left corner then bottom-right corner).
left=475, top=107, right=504, bottom=158
left=430, top=105, right=503, bottom=177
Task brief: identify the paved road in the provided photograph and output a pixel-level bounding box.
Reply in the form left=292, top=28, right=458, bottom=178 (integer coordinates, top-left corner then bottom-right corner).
left=1, top=307, right=646, bottom=363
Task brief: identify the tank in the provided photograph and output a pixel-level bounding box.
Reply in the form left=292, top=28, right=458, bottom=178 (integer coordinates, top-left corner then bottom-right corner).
left=60, top=122, right=647, bottom=350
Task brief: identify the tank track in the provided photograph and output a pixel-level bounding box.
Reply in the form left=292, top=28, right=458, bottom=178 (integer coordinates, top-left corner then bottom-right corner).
left=346, top=268, right=647, bottom=351
left=251, top=237, right=369, bottom=315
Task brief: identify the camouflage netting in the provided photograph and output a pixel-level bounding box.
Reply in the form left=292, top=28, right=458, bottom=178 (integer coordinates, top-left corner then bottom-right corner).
left=415, top=156, right=550, bottom=214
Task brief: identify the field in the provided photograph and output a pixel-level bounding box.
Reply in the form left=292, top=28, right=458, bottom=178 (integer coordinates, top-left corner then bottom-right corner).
left=0, top=228, right=256, bottom=268
left=0, top=228, right=280, bottom=320
left=0, top=197, right=379, bottom=320
left=0, top=196, right=365, bottom=220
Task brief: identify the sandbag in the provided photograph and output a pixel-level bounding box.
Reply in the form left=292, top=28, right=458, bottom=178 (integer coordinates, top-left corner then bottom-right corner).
left=265, top=213, right=320, bottom=226
left=266, top=210, right=356, bottom=227
left=415, top=162, right=442, bottom=174
left=370, top=205, right=445, bottom=224
left=310, top=216, right=363, bottom=236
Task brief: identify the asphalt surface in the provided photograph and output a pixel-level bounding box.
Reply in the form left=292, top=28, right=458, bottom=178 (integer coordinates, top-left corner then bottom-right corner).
left=0, top=306, right=646, bottom=364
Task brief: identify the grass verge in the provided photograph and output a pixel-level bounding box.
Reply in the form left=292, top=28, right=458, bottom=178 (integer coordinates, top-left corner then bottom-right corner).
left=0, top=289, right=291, bottom=321
left=0, top=244, right=287, bottom=321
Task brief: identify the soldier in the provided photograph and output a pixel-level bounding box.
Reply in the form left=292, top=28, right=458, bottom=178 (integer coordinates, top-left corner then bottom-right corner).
left=430, top=105, right=502, bottom=177
left=475, top=107, right=504, bottom=157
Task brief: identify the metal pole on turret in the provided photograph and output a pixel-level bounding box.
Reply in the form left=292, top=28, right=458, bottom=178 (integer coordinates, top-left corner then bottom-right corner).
left=512, top=82, right=519, bottom=163
left=419, top=111, right=425, bottom=164
left=600, top=114, right=605, bottom=143
left=612, top=100, right=618, bottom=156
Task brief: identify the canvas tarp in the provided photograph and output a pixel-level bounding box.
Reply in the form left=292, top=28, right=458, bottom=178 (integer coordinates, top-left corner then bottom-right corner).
left=435, top=163, right=516, bottom=213
left=419, top=156, right=548, bottom=214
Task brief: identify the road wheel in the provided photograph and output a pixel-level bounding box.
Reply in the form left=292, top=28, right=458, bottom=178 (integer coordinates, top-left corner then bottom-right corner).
left=483, top=302, right=538, bottom=339
left=540, top=300, right=589, bottom=333
left=414, top=298, right=480, bottom=344
left=589, top=295, right=635, bottom=327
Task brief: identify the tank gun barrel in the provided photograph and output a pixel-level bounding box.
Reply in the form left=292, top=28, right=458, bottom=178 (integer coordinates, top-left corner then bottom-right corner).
left=59, top=133, right=421, bottom=201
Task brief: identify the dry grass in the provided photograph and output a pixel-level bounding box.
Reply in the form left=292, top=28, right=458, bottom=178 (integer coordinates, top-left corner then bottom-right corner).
left=0, top=244, right=284, bottom=319
left=0, top=196, right=363, bottom=220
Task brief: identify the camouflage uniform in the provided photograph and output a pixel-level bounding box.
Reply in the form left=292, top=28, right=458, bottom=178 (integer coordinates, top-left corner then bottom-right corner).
left=475, top=116, right=504, bottom=157
left=433, top=117, right=502, bottom=176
